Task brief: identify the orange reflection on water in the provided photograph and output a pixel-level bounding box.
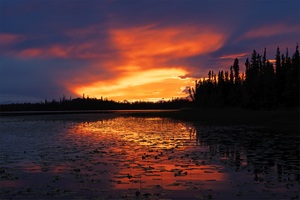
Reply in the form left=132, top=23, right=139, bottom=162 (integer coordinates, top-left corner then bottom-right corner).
left=67, top=117, right=226, bottom=192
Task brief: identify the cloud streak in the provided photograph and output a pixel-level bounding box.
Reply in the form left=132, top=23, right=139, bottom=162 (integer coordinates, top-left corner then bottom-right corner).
left=110, top=24, right=225, bottom=60
left=0, top=33, right=25, bottom=46
left=236, top=23, right=299, bottom=41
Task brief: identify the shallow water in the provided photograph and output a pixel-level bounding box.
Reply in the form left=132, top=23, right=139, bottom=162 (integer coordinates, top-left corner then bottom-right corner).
left=0, top=114, right=299, bottom=199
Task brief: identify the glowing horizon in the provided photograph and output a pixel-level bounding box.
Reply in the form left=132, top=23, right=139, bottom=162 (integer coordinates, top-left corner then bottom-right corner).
left=71, top=68, right=193, bottom=102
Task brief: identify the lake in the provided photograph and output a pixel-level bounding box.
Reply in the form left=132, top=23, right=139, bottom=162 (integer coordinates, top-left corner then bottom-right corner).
left=0, top=113, right=299, bottom=199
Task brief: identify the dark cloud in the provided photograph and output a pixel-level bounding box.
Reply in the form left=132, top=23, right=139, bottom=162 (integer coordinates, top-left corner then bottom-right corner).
left=0, top=57, right=75, bottom=100
left=0, top=0, right=109, bottom=34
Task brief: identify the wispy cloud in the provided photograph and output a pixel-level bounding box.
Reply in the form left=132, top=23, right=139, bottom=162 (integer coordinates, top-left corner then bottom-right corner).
left=110, top=24, right=225, bottom=64
left=218, top=52, right=249, bottom=60
left=236, top=23, right=299, bottom=42
left=0, top=33, right=25, bottom=46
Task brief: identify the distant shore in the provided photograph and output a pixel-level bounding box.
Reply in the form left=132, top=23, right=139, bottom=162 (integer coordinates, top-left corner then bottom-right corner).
left=0, top=109, right=177, bottom=116
left=122, top=107, right=300, bottom=133
left=0, top=110, right=115, bottom=116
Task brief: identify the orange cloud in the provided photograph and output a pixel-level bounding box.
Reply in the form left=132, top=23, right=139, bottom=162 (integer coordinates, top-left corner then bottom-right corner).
left=69, top=24, right=226, bottom=101
left=110, top=24, right=225, bottom=67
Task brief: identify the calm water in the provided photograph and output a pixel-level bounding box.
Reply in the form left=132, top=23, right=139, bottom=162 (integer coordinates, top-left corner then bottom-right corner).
left=0, top=114, right=299, bottom=200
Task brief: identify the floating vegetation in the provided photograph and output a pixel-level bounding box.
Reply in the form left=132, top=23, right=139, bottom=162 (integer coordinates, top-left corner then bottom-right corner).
left=0, top=115, right=299, bottom=199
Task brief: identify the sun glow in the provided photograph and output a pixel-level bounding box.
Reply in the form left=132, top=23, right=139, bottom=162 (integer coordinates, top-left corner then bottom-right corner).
left=72, top=68, right=192, bottom=101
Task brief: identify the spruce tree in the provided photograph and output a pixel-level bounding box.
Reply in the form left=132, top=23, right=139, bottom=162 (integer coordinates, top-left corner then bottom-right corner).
left=233, top=58, right=240, bottom=85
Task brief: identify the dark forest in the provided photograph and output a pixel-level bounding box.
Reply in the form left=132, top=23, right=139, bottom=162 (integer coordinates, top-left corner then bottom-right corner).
left=190, top=44, right=299, bottom=109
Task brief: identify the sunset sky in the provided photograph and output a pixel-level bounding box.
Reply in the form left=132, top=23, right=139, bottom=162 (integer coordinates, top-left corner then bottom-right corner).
left=0, top=0, right=299, bottom=103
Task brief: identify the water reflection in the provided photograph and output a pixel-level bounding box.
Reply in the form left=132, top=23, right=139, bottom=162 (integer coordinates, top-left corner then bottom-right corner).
left=195, top=126, right=299, bottom=184
left=67, top=117, right=225, bottom=190
left=0, top=115, right=299, bottom=199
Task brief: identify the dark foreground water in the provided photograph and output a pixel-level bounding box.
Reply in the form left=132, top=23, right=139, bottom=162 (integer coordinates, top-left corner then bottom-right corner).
left=0, top=114, right=299, bottom=200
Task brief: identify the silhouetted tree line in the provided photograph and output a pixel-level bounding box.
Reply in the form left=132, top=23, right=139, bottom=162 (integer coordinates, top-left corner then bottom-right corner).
left=189, top=44, right=299, bottom=109
left=0, top=96, right=191, bottom=112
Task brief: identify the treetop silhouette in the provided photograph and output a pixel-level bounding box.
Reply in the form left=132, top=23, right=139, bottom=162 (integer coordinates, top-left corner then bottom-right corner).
left=190, top=44, right=299, bottom=109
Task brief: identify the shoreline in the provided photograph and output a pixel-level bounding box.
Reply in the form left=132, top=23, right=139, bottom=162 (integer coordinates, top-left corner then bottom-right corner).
left=1, top=107, right=298, bottom=133
left=0, top=109, right=177, bottom=116
left=122, top=107, right=300, bottom=133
